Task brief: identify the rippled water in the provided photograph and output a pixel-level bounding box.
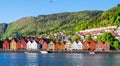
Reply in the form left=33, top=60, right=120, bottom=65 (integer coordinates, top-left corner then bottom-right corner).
left=0, top=53, right=120, bottom=66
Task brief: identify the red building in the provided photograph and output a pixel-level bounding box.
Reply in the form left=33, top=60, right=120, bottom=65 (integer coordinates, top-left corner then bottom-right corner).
left=42, top=41, right=48, bottom=50
left=89, top=40, right=96, bottom=51
left=55, top=42, right=60, bottom=51
left=2, top=40, right=10, bottom=50
left=96, top=41, right=110, bottom=51
left=82, top=41, right=90, bottom=50
left=96, top=41, right=104, bottom=51
left=16, top=41, right=21, bottom=49
left=103, top=41, right=110, bottom=51
left=20, top=39, right=27, bottom=49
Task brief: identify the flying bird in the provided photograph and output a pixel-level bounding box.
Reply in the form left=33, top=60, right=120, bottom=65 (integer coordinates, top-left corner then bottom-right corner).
left=50, top=1, right=53, bottom=3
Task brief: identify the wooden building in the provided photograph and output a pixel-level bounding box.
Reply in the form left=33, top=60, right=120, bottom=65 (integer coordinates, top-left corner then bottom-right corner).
left=10, top=39, right=17, bottom=50
left=82, top=41, right=90, bottom=50
left=60, top=41, right=65, bottom=51
left=42, top=41, right=48, bottom=50
left=48, top=41, right=55, bottom=51
left=2, top=40, right=10, bottom=50
left=16, top=40, right=21, bottom=49
left=65, top=41, right=72, bottom=51
left=89, top=40, right=96, bottom=51
left=20, top=39, right=27, bottom=49
left=55, top=42, right=60, bottom=51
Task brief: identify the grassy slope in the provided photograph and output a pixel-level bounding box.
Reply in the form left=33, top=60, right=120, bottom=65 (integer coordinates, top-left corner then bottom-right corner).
left=3, top=10, right=102, bottom=38
left=74, top=5, right=120, bottom=32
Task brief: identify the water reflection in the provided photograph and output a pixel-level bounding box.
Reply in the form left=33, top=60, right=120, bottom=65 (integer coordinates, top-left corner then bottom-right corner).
left=0, top=53, right=120, bottom=65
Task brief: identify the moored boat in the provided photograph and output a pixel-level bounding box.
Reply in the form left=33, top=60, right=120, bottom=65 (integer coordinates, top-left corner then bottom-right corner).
left=24, top=51, right=29, bottom=54
left=89, top=51, right=95, bottom=54
left=40, top=51, right=48, bottom=54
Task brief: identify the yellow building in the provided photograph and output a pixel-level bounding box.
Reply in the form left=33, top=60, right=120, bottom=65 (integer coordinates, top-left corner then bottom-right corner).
left=60, top=41, right=65, bottom=51
left=65, top=41, right=72, bottom=51
left=10, top=39, right=17, bottom=50
left=48, top=41, right=55, bottom=51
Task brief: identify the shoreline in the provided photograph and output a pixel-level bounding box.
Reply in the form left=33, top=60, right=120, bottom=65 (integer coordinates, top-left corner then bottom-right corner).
left=0, top=50, right=120, bottom=54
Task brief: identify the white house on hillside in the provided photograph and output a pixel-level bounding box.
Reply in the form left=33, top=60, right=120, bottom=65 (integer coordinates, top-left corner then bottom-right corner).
left=77, top=41, right=82, bottom=50
left=27, top=41, right=32, bottom=50
left=31, top=40, right=38, bottom=50
left=72, top=42, right=78, bottom=50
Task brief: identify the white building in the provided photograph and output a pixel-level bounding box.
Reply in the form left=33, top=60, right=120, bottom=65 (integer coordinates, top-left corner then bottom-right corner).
left=72, top=42, right=78, bottom=50
left=31, top=40, right=38, bottom=50
left=27, top=41, right=32, bottom=50
left=77, top=41, right=82, bottom=50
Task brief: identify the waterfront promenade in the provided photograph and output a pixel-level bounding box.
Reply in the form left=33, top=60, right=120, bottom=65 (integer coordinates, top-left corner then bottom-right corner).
left=0, top=49, right=120, bottom=54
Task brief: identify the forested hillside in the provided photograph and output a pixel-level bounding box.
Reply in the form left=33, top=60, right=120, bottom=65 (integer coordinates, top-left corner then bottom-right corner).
left=74, top=4, right=120, bottom=31
left=1, top=5, right=120, bottom=38
left=3, top=10, right=102, bottom=38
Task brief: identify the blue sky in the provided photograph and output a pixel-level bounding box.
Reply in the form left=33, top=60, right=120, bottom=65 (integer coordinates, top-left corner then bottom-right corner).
left=0, top=0, right=119, bottom=23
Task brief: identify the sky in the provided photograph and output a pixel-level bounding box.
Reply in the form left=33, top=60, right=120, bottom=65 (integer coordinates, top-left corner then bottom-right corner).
left=0, top=0, right=120, bottom=23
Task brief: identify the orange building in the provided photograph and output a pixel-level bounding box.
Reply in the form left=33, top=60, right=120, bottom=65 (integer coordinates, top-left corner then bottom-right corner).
left=20, top=39, right=27, bottom=49
left=60, top=41, right=65, bottom=51
left=42, top=41, right=48, bottom=50
left=89, top=40, right=96, bottom=51
left=82, top=41, right=90, bottom=50
left=55, top=42, right=60, bottom=51
left=16, top=41, right=21, bottom=49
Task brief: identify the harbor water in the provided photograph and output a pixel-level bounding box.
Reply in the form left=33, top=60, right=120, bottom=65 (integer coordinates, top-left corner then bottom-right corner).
left=0, top=53, right=120, bottom=66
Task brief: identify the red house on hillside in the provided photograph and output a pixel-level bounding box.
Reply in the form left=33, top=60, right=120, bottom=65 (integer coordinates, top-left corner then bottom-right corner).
left=2, top=40, right=10, bottom=50
left=20, top=39, right=27, bottom=49
left=82, top=41, right=90, bottom=50
left=103, top=41, right=110, bottom=51
left=96, top=41, right=110, bottom=51
left=16, top=40, right=21, bottom=49
left=42, top=40, right=48, bottom=50
left=96, top=41, right=104, bottom=51
left=55, top=42, right=60, bottom=51
left=89, top=40, right=96, bottom=51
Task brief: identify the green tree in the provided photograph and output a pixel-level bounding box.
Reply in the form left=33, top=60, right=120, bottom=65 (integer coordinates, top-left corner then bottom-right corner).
left=85, top=35, right=92, bottom=42
left=96, top=36, right=102, bottom=42
left=71, top=35, right=80, bottom=42
left=113, top=40, right=120, bottom=50
left=96, top=32, right=120, bottom=50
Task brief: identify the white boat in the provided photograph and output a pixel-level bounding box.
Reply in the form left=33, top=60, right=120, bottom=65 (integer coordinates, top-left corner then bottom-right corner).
left=89, top=51, right=95, bottom=54
left=40, top=51, right=48, bottom=54
left=24, top=51, right=29, bottom=54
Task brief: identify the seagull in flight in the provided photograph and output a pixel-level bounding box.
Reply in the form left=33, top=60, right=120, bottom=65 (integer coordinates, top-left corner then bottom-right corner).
left=50, top=1, right=53, bottom=3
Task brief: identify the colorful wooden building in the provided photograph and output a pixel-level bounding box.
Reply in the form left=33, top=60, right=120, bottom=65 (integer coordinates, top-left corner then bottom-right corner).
left=55, top=42, right=60, bottom=51
left=89, top=40, right=96, bottom=51
left=72, top=41, right=78, bottom=50
left=103, top=41, right=110, bottom=51
left=48, top=41, right=55, bottom=51
left=37, top=41, right=42, bottom=49
left=96, top=41, right=104, bottom=51
left=20, top=39, right=27, bottom=49
left=27, top=41, right=32, bottom=50
left=82, top=41, right=90, bottom=50
left=31, top=40, right=38, bottom=50
left=65, top=41, right=72, bottom=51
left=77, top=40, right=83, bottom=50
left=60, top=41, right=65, bottom=51
left=42, top=41, right=48, bottom=50
left=10, top=39, right=17, bottom=50
left=96, top=41, right=110, bottom=51
left=16, top=40, right=21, bottom=49
left=2, top=40, right=10, bottom=50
